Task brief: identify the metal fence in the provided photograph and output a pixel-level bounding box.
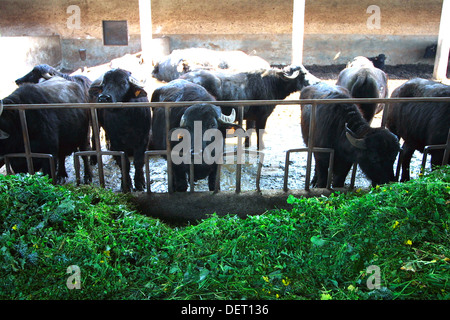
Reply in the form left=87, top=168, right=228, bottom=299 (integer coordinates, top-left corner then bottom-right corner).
left=2, top=97, right=450, bottom=194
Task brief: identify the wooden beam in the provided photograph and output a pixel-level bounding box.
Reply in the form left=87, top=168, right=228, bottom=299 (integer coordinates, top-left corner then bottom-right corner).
left=433, top=0, right=450, bottom=81
left=292, top=0, right=305, bottom=65
left=139, top=0, right=153, bottom=64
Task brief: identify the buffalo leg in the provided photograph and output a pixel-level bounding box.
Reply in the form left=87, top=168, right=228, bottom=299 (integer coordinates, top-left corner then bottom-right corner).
left=208, top=165, right=218, bottom=191
left=332, top=160, right=353, bottom=188
left=133, top=149, right=146, bottom=191
left=400, top=144, right=415, bottom=182
left=56, top=154, right=68, bottom=184
left=115, top=155, right=132, bottom=192
left=82, top=154, right=93, bottom=184
left=244, top=120, right=255, bottom=148
left=255, top=116, right=269, bottom=150
left=172, top=164, right=188, bottom=192
left=313, top=154, right=331, bottom=188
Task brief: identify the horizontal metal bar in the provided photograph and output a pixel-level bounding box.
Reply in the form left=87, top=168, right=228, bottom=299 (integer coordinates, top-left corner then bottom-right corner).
left=3, top=96, right=450, bottom=110
left=283, top=147, right=335, bottom=191
left=4, top=153, right=56, bottom=183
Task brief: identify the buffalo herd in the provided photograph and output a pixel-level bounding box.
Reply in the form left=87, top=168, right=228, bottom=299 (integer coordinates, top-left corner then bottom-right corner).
left=1, top=49, right=449, bottom=192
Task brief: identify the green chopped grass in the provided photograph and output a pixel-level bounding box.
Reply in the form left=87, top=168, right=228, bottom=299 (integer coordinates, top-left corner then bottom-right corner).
left=0, top=166, right=448, bottom=300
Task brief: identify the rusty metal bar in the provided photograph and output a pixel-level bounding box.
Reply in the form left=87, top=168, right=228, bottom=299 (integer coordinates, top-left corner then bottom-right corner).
left=304, top=102, right=316, bottom=191
left=165, top=107, right=174, bottom=194
left=4, top=96, right=450, bottom=110
left=421, top=144, right=449, bottom=169
left=349, top=163, right=358, bottom=189
left=74, top=150, right=126, bottom=184
left=189, top=161, right=195, bottom=192
left=443, top=128, right=450, bottom=165
left=214, top=161, right=221, bottom=194
left=2, top=97, right=449, bottom=195
left=380, top=102, right=390, bottom=128
left=284, top=147, right=334, bottom=191
left=144, top=150, right=168, bottom=193
left=18, top=110, right=34, bottom=175
left=220, top=149, right=264, bottom=193
left=4, top=153, right=56, bottom=182
left=89, top=108, right=105, bottom=187
left=235, top=106, right=245, bottom=193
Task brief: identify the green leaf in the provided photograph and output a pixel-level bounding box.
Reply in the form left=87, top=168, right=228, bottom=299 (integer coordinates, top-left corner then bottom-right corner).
left=311, top=235, right=326, bottom=246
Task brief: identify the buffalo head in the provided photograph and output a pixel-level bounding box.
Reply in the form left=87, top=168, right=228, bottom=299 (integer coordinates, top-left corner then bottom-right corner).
left=15, top=64, right=57, bottom=86
left=170, top=103, right=240, bottom=192
left=90, top=68, right=147, bottom=103
left=345, top=123, right=400, bottom=186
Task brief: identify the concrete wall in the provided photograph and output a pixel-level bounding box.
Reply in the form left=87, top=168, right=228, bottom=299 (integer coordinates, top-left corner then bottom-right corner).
left=0, top=0, right=444, bottom=72
left=0, top=36, right=62, bottom=97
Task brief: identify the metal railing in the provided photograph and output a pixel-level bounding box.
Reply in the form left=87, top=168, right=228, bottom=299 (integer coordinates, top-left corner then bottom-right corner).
left=2, top=97, right=449, bottom=194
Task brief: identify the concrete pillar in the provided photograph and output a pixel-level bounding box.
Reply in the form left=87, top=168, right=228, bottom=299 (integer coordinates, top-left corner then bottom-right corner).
left=433, top=0, right=450, bottom=81
left=292, top=0, right=305, bottom=65
left=139, top=0, right=153, bottom=65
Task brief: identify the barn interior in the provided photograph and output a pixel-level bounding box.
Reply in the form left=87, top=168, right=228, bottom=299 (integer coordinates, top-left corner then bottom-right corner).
left=1, top=0, right=449, bottom=222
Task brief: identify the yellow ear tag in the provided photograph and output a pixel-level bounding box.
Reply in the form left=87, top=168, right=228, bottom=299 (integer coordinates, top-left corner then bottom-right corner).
left=135, top=90, right=141, bottom=97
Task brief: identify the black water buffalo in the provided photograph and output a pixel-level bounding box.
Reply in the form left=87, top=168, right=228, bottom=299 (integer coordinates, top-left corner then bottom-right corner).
left=337, top=56, right=388, bottom=123
left=170, top=103, right=238, bottom=192
left=180, top=64, right=321, bottom=149
left=88, top=68, right=151, bottom=192
left=367, top=54, right=386, bottom=70
left=151, top=48, right=271, bottom=82
left=300, top=82, right=400, bottom=188
left=15, top=64, right=92, bottom=95
left=0, top=76, right=92, bottom=183
left=149, top=79, right=217, bottom=151
left=386, top=78, right=450, bottom=181
left=423, top=44, right=437, bottom=59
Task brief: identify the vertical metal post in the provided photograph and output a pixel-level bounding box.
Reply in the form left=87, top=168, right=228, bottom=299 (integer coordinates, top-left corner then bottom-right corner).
left=283, top=150, right=291, bottom=192
left=292, top=0, right=305, bottom=65
left=189, top=162, right=195, bottom=192
left=165, top=107, right=174, bottom=193
left=433, top=0, right=450, bottom=81
left=443, top=128, right=450, bottom=165
left=18, top=109, right=34, bottom=175
left=304, top=102, right=316, bottom=190
left=236, top=106, right=244, bottom=194
left=90, top=108, right=105, bottom=187
left=139, top=0, right=153, bottom=67
left=380, top=103, right=389, bottom=128
left=349, top=163, right=357, bottom=189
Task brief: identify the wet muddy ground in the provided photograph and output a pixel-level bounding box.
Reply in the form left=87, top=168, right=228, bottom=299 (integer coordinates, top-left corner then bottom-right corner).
left=1, top=63, right=433, bottom=193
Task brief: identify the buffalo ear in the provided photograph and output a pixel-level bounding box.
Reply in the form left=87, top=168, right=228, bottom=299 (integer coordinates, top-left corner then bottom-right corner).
left=133, top=88, right=148, bottom=98
left=128, top=76, right=148, bottom=98
left=88, top=76, right=104, bottom=101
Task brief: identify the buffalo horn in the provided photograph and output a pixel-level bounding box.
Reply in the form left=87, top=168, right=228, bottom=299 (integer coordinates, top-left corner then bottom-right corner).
left=218, top=108, right=236, bottom=124
left=345, top=123, right=367, bottom=150
left=180, top=114, right=187, bottom=127
left=128, top=76, right=144, bottom=89
left=282, top=66, right=300, bottom=79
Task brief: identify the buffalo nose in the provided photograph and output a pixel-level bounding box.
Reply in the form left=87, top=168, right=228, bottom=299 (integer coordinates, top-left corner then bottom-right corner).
left=98, top=94, right=112, bottom=102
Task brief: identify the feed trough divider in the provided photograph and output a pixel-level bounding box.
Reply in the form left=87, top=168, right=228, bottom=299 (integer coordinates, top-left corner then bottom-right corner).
left=2, top=97, right=449, bottom=195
